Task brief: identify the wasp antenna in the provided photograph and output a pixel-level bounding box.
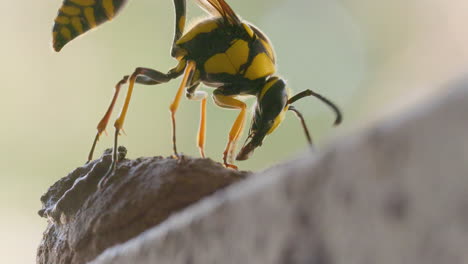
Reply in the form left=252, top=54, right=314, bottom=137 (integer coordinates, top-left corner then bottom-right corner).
left=288, top=89, right=342, bottom=126
left=288, top=106, right=312, bottom=145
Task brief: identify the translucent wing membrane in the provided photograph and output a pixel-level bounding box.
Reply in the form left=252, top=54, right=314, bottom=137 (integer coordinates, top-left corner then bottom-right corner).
left=195, top=0, right=241, bottom=25
left=52, top=0, right=128, bottom=51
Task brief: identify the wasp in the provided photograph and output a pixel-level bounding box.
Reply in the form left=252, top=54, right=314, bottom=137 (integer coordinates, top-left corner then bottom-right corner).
left=52, top=0, right=342, bottom=178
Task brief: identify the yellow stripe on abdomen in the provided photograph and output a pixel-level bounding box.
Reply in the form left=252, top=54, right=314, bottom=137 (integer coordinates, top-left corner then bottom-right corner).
left=84, top=7, right=97, bottom=28
left=52, top=0, right=129, bottom=51
left=60, top=5, right=81, bottom=16
left=102, top=0, right=115, bottom=19
left=71, top=16, right=84, bottom=34
left=55, top=16, right=70, bottom=25
left=60, top=27, right=72, bottom=40
left=70, top=0, right=95, bottom=6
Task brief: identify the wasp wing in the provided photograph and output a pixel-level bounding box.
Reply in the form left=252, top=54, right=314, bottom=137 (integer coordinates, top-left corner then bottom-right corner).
left=195, top=0, right=241, bottom=25
left=52, top=0, right=129, bottom=52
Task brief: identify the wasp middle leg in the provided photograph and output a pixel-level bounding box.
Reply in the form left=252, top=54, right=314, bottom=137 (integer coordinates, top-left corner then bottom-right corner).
left=168, top=60, right=197, bottom=157
left=184, top=79, right=209, bottom=158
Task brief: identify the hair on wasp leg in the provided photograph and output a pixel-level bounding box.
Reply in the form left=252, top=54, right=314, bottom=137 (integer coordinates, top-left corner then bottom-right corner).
left=51, top=0, right=343, bottom=181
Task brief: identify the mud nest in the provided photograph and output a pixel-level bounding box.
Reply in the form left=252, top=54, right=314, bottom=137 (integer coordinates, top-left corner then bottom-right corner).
left=37, top=147, right=249, bottom=264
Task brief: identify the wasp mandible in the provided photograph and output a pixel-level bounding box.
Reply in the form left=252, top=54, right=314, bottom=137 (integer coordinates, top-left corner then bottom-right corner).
left=52, top=0, right=342, bottom=177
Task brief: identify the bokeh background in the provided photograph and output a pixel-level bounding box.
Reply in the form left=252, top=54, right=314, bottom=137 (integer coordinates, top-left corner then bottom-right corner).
left=2, top=0, right=468, bottom=263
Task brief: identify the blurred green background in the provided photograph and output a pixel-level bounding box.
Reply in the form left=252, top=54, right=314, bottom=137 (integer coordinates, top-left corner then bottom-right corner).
left=2, top=0, right=468, bottom=263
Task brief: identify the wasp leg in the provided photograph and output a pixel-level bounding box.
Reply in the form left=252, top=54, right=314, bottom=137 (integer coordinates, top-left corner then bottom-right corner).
left=169, top=61, right=197, bottom=158
left=89, top=61, right=186, bottom=163
left=98, top=63, right=187, bottom=188
left=167, top=0, right=190, bottom=157
left=212, top=88, right=247, bottom=169
left=198, top=96, right=207, bottom=158
left=186, top=82, right=208, bottom=158
left=88, top=76, right=128, bottom=162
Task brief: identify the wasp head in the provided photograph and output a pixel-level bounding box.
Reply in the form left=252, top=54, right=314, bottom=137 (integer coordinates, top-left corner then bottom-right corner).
left=236, top=77, right=288, bottom=161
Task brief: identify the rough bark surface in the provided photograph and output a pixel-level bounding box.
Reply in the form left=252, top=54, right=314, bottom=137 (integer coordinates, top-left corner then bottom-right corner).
left=36, top=150, right=249, bottom=264
left=85, top=80, right=468, bottom=264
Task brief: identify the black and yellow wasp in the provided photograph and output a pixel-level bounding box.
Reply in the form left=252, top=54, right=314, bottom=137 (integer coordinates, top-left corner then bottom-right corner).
left=52, top=0, right=342, bottom=176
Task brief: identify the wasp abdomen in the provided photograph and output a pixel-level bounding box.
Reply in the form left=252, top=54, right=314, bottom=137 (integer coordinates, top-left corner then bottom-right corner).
left=53, top=0, right=128, bottom=52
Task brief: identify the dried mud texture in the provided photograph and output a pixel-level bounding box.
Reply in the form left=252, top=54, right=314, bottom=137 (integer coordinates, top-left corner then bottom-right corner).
left=37, top=148, right=249, bottom=264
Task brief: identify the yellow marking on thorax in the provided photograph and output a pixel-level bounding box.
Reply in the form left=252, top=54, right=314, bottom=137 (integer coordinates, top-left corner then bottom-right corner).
left=84, top=7, right=97, bottom=28
left=70, top=0, right=95, bottom=6
left=177, top=20, right=219, bottom=45
left=261, top=39, right=276, bottom=62
left=204, top=54, right=237, bottom=75
left=60, top=5, right=81, bottom=16
left=244, top=53, right=276, bottom=80
left=204, top=39, right=249, bottom=75
left=55, top=16, right=70, bottom=25
left=242, top=23, right=255, bottom=38
left=71, top=16, right=84, bottom=34
left=60, top=27, right=72, bottom=40
left=225, top=39, right=249, bottom=72
left=102, top=0, right=115, bottom=19
left=259, top=77, right=279, bottom=100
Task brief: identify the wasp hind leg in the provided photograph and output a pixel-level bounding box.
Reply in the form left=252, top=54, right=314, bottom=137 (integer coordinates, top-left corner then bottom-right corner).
left=88, top=62, right=186, bottom=162
left=212, top=88, right=247, bottom=169
left=96, top=62, right=187, bottom=188
left=88, top=76, right=129, bottom=162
